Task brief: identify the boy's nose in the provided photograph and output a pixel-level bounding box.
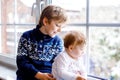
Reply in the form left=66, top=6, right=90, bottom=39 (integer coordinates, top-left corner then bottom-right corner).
left=57, top=27, right=61, bottom=32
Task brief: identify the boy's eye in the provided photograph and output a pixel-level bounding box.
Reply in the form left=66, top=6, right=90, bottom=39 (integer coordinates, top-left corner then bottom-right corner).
left=56, top=24, right=65, bottom=28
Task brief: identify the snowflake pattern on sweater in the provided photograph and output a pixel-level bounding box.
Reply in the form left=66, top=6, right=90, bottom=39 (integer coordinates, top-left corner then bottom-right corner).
left=17, top=26, right=63, bottom=61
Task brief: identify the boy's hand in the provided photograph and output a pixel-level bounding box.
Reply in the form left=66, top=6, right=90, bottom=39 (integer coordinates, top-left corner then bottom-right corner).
left=35, top=72, right=56, bottom=80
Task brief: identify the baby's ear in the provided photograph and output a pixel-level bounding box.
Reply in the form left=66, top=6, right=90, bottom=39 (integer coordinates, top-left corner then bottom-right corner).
left=68, top=45, right=74, bottom=51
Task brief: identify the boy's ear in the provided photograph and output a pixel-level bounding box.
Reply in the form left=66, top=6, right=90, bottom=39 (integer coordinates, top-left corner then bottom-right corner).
left=43, top=17, right=48, bottom=26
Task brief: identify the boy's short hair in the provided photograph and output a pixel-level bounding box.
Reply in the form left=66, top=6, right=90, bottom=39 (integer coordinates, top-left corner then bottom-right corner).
left=64, top=31, right=86, bottom=48
left=39, top=5, right=67, bottom=26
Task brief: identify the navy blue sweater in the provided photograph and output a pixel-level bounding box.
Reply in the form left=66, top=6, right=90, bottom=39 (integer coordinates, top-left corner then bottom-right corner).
left=16, top=25, right=64, bottom=80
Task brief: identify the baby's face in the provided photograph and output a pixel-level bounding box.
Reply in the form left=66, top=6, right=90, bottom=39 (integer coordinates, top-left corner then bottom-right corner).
left=70, top=45, right=84, bottom=59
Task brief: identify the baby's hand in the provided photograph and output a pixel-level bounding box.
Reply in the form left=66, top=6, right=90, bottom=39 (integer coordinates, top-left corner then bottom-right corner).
left=76, top=74, right=86, bottom=80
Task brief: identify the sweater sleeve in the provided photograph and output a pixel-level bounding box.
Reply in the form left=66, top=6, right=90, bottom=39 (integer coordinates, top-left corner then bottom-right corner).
left=55, top=36, right=64, bottom=54
left=16, top=34, right=39, bottom=77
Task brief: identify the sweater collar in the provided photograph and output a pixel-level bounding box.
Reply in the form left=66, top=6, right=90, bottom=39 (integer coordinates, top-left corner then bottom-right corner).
left=35, top=25, right=52, bottom=41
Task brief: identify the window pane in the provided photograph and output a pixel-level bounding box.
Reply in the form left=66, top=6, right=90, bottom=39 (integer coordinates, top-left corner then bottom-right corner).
left=0, top=1, right=1, bottom=24
left=17, top=0, right=36, bottom=24
left=90, top=0, right=120, bottom=23
left=52, top=0, right=86, bottom=24
left=59, top=26, right=86, bottom=38
left=89, top=27, right=120, bottom=79
left=0, top=25, right=15, bottom=58
left=1, top=0, right=14, bottom=24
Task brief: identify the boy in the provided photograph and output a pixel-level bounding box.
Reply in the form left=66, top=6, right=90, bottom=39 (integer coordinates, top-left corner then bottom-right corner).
left=16, top=5, right=67, bottom=80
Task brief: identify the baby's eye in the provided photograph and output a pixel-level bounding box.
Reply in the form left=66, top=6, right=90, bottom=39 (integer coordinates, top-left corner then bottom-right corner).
left=55, top=24, right=61, bottom=27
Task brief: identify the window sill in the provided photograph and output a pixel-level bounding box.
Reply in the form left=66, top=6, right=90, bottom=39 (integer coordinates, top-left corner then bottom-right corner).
left=0, top=54, right=17, bottom=70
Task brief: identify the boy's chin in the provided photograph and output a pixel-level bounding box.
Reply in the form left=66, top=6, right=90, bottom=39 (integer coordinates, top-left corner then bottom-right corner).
left=49, top=34, right=56, bottom=38
left=49, top=33, right=57, bottom=37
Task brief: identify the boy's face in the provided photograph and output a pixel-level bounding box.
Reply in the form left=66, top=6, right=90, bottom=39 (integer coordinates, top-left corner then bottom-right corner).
left=44, top=19, right=65, bottom=37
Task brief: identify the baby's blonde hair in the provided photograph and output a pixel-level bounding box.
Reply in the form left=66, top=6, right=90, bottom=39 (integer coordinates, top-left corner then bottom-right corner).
left=64, top=31, right=86, bottom=48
